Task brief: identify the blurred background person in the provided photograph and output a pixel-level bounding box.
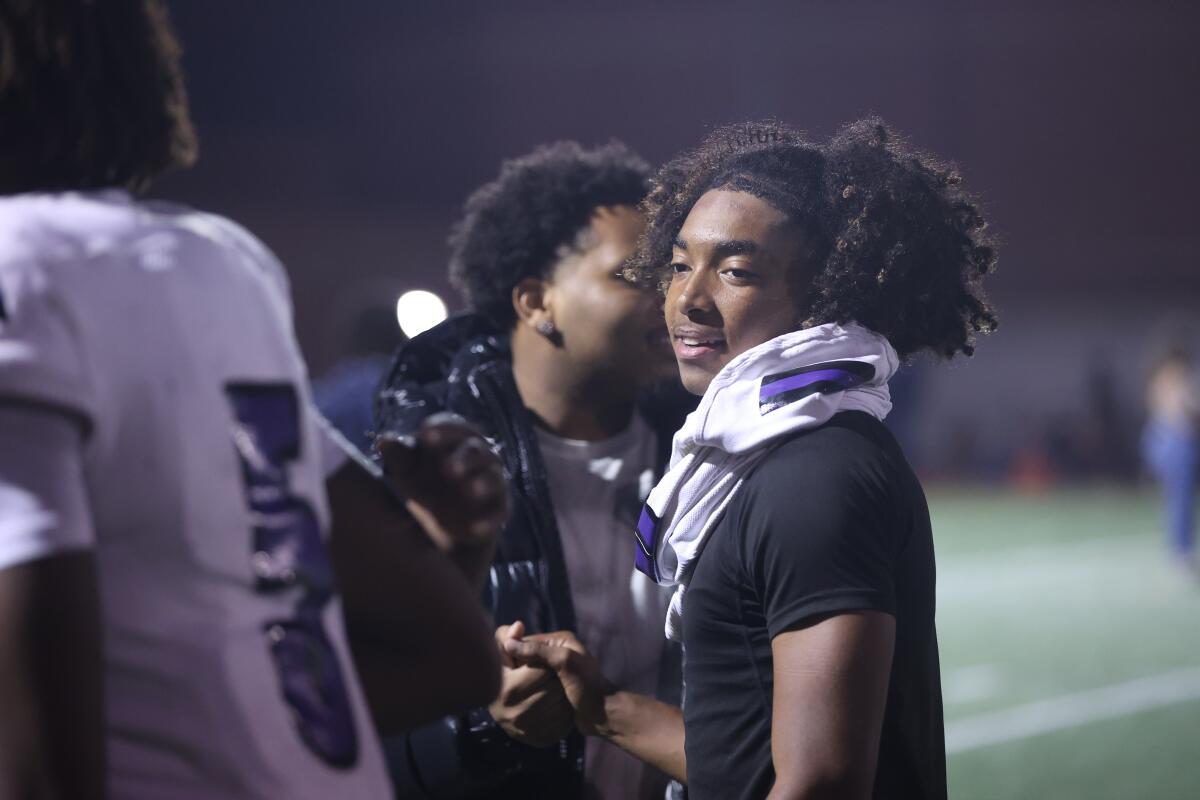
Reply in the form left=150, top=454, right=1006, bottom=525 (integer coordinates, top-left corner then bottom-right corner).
left=374, top=142, right=691, bottom=799
left=0, top=2, right=503, bottom=797
left=1142, top=342, right=1199, bottom=571
left=313, top=304, right=406, bottom=452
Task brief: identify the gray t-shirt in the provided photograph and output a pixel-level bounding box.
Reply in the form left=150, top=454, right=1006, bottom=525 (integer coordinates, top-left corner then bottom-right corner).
left=535, top=413, right=675, bottom=800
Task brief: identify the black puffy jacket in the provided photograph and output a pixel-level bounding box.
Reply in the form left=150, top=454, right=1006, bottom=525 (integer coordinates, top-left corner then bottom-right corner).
left=373, top=313, right=693, bottom=799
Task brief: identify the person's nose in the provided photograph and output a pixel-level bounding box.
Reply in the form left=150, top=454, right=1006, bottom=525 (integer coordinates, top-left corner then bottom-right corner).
left=674, top=266, right=718, bottom=322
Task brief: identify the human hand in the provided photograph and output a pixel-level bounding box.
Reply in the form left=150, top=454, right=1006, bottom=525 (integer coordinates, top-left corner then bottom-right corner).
left=375, top=413, right=508, bottom=552
left=487, top=621, right=574, bottom=747
left=503, top=629, right=615, bottom=737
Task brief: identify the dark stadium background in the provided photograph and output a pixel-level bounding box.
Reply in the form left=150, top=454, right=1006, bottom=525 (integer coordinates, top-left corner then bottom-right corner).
left=158, top=3, right=1200, bottom=797
left=159, top=0, right=1198, bottom=479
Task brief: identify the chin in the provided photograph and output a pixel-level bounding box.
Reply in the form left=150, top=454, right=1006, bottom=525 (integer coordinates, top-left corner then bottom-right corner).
left=677, top=364, right=714, bottom=396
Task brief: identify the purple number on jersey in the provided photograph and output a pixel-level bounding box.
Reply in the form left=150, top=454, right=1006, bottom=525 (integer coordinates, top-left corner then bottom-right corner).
left=226, top=383, right=359, bottom=769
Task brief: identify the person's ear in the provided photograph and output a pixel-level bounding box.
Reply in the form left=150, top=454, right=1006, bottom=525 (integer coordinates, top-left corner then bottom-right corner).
left=512, top=277, right=558, bottom=340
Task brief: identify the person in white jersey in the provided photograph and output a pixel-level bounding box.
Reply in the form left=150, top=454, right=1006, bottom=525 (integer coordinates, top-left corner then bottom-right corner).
left=0, top=2, right=502, bottom=798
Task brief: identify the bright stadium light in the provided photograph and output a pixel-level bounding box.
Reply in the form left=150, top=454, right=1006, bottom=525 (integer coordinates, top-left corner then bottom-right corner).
left=395, top=289, right=448, bottom=338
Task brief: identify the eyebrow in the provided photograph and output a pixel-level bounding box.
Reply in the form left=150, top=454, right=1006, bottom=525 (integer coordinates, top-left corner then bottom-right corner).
left=673, top=235, right=760, bottom=259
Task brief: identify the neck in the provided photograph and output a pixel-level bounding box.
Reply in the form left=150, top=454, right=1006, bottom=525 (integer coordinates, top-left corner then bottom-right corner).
left=510, top=326, right=637, bottom=441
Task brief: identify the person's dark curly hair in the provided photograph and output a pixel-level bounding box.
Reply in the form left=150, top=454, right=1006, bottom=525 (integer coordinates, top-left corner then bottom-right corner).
left=628, top=118, right=997, bottom=359
left=449, top=140, right=651, bottom=329
left=0, top=0, right=197, bottom=195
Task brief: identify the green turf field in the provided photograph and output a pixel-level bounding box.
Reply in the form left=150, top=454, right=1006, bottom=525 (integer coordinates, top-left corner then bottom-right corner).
left=931, top=487, right=1200, bottom=800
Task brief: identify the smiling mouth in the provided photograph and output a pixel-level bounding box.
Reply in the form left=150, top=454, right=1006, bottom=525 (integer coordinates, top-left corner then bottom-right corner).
left=673, top=336, right=726, bottom=360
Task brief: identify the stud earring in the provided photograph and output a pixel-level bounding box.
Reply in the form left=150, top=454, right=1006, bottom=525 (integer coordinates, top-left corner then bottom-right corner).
left=536, top=320, right=556, bottom=337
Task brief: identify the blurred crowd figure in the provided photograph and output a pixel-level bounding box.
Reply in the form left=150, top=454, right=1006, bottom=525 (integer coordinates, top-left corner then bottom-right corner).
left=1010, top=362, right=1138, bottom=489
left=313, top=306, right=406, bottom=452
left=1142, top=343, right=1199, bottom=568
left=936, top=359, right=1148, bottom=489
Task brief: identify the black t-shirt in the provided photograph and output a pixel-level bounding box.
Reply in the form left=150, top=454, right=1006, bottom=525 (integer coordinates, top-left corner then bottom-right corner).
left=681, top=411, right=945, bottom=800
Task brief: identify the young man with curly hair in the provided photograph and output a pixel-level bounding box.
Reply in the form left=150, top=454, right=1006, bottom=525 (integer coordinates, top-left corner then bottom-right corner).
left=375, top=141, right=691, bottom=799
left=0, top=2, right=504, bottom=797
left=507, top=119, right=997, bottom=800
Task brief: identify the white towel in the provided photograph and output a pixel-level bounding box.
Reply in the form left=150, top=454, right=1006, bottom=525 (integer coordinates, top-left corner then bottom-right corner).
left=633, top=322, right=898, bottom=641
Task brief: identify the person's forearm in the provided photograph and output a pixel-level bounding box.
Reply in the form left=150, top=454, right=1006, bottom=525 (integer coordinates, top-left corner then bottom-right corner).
left=340, top=535, right=501, bottom=735
left=336, top=534, right=501, bottom=734
left=398, top=497, right=495, bottom=593
left=349, top=632, right=499, bottom=735
left=443, top=538, right=495, bottom=594
left=327, top=461, right=501, bottom=732
left=0, top=555, right=105, bottom=800
left=595, top=690, right=686, bottom=784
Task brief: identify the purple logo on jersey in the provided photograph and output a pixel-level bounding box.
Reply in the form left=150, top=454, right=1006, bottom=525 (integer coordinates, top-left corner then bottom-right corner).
left=226, top=383, right=359, bottom=770
left=634, top=504, right=662, bottom=582
left=758, top=360, right=876, bottom=415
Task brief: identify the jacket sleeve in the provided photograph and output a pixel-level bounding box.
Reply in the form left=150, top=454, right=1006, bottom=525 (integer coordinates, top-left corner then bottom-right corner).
left=384, top=710, right=584, bottom=798
left=373, top=369, right=447, bottom=439
left=373, top=313, right=499, bottom=439
left=383, top=713, right=499, bottom=799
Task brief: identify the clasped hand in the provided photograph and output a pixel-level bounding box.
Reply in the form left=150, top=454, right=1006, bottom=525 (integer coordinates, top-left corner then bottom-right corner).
left=488, top=621, right=613, bottom=745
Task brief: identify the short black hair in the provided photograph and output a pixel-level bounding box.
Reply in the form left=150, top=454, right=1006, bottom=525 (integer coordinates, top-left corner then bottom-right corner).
left=0, top=0, right=197, bottom=194
left=449, top=141, right=650, bottom=329
left=629, top=119, right=997, bottom=359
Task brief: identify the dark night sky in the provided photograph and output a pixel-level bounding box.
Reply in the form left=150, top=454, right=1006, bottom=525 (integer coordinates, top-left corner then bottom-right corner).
left=158, top=0, right=1200, bottom=372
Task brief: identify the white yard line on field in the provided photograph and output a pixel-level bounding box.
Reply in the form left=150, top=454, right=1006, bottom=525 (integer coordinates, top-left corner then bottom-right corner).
left=945, top=666, right=1200, bottom=754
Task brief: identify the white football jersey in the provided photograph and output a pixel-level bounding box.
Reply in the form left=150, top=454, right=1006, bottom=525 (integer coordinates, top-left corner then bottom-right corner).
left=0, top=190, right=392, bottom=799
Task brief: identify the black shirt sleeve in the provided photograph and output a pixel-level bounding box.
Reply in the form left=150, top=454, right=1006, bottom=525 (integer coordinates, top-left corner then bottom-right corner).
left=738, top=436, right=902, bottom=640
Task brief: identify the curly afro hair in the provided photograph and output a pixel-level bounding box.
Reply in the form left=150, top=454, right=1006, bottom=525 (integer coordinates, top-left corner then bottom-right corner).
left=628, top=118, right=997, bottom=359
left=0, top=0, right=197, bottom=194
left=449, top=140, right=651, bottom=329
